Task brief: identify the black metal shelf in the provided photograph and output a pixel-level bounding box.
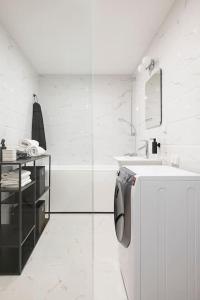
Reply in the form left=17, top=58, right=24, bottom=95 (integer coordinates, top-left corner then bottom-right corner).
left=0, top=155, right=51, bottom=275
left=35, top=186, right=49, bottom=203
left=1, top=193, right=16, bottom=205
left=0, top=180, right=36, bottom=193
left=0, top=224, right=35, bottom=248
left=0, top=155, right=50, bottom=166
left=21, top=225, right=35, bottom=246
left=35, top=218, right=49, bottom=243
left=1, top=186, right=50, bottom=205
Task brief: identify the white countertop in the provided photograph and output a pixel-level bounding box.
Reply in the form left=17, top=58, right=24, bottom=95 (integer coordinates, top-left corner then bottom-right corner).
left=124, top=165, right=200, bottom=179
left=114, top=156, right=162, bottom=165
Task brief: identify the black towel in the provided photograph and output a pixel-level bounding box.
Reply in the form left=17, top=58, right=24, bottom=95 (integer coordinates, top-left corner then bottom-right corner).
left=32, top=102, right=47, bottom=150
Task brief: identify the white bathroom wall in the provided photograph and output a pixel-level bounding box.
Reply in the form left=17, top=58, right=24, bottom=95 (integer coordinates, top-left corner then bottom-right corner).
left=92, top=75, right=134, bottom=211
left=39, top=75, right=134, bottom=165
left=0, top=23, right=38, bottom=223
left=39, top=75, right=134, bottom=211
left=0, top=24, right=38, bottom=146
left=49, top=166, right=117, bottom=212
left=133, top=0, right=200, bottom=173
left=92, top=75, right=134, bottom=164
left=39, top=75, right=93, bottom=165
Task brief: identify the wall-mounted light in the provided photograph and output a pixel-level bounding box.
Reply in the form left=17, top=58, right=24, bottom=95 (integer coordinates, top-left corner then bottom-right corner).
left=137, top=56, right=156, bottom=73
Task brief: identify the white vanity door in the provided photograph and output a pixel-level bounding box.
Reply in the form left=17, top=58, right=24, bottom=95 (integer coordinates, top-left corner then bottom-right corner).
left=140, top=180, right=200, bottom=300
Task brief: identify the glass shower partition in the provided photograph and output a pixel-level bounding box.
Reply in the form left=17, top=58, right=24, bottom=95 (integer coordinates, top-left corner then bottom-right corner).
left=38, top=1, right=94, bottom=298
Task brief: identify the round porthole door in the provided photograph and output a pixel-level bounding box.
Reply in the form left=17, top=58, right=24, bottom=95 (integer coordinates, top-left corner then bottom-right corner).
left=114, top=181, right=125, bottom=244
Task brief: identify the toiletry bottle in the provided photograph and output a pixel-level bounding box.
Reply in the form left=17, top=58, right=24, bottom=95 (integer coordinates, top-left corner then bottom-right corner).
left=0, top=139, right=6, bottom=161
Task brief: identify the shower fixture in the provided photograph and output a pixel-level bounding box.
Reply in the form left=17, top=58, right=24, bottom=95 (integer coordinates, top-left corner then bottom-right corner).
left=137, top=56, right=156, bottom=73
left=118, top=118, right=136, bottom=137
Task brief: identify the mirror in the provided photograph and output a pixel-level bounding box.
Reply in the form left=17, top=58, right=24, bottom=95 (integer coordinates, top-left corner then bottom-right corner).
left=145, top=69, right=162, bottom=129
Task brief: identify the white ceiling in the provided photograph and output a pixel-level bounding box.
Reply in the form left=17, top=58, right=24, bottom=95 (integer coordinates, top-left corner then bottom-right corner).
left=0, top=0, right=175, bottom=74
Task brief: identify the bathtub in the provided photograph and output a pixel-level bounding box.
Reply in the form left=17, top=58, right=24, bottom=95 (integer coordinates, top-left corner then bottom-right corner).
left=50, top=165, right=117, bottom=212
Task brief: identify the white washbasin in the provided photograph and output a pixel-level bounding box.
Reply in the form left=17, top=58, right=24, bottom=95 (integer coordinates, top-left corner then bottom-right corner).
left=114, top=156, right=162, bottom=166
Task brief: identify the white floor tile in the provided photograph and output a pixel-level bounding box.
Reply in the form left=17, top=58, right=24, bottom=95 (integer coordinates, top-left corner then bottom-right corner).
left=94, top=215, right=127, bottom=300
left=0, top=214, right=127, bottom=300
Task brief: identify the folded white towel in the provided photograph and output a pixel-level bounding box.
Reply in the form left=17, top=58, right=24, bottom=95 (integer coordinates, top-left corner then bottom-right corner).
left=1, top=175, right=30, bottom=183
left=20, top=139, right=39, bottom=147
left=1, top=179, right=29, bottom=185
left=1, top=178, right=31, bottom=188
left=2, top=170, right=31, bottom=179
left=17, top=145, right=46, bottom=157
left=26, top=146, right=46, bottom=157
left=1, top=169, right=32, bottom=188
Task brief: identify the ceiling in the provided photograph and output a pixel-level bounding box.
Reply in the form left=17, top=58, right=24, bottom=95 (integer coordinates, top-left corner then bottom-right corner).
left=0, top=0, right=175, bottom=74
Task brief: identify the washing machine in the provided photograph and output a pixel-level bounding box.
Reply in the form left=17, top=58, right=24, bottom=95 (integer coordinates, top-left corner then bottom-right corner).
left=114, top=165, right=200, bottom=300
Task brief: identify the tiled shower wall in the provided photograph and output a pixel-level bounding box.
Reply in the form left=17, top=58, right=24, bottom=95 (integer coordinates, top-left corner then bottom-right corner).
left=0, top=23, right=38, bottom=222
left=39, top=75, right=134, bottom=166
left=0, top=24, right=38, bottom=146
left=39, top=75, right=134, bottom=212
left=133, top=0, right=200, bottom=172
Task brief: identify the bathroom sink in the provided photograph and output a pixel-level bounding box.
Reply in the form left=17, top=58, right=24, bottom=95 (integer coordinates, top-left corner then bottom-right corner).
left=114, top=156, right=162, bottom=167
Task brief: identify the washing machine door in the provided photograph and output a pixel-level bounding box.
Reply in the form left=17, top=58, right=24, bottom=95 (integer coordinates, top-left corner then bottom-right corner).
left=114, top=181, right=125, bottom=243
left=114, top=168, right=135, bottom=248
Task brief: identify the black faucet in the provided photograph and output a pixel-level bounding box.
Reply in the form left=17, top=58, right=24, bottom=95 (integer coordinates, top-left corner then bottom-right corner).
left=151, top=138, right=160, bottom=154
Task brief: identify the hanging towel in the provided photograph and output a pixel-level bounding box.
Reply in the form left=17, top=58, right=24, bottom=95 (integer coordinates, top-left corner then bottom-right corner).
left=32, top=102, right=47, bottom=150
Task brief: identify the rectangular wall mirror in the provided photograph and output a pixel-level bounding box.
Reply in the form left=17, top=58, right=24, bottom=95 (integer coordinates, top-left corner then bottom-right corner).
left=145, top=69, right=162, bottom=129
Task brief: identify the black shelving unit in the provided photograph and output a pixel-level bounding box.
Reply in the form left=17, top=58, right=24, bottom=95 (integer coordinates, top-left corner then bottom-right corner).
left=0, top=154, right=51, bottom=275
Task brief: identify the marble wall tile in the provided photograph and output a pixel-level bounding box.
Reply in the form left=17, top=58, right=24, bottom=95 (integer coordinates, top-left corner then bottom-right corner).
left=39, top=75, right=93, bottom=165
left=39, top=75, right=134, bottom=211
left=133, top=0, right=200, bottom=172
left=92, top=75, right=135, bottom=164
left=0, top=24, right=38, bottom=146
left=39, top=75, right=134, bottom=165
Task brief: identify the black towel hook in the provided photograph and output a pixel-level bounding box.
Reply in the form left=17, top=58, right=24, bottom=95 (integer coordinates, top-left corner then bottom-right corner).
left=33, top=94, right=38, bottom=103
